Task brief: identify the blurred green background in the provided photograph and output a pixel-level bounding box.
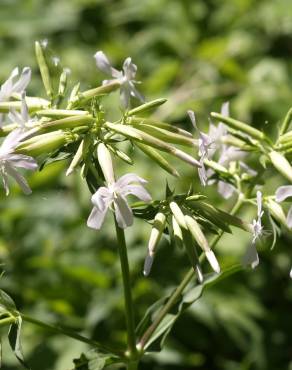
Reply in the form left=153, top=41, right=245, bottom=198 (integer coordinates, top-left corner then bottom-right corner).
left=0, top=0, right=292, bottom=369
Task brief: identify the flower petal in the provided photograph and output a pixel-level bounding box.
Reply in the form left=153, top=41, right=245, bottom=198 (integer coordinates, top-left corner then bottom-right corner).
left=287, top=205, right=292, bottom=228
left=218, top=181, right=235, bottom=199
left=12, top=67, right=31, bottom=93
left=128, top=81, right=144, bottom=102
left=123, top=57, right=137, bottom=80
left=91, top=187, right=112, bottom=210
left=0, top=68, right=19, bottom=101
left=242, top=242, right=259, bottom=269
left=275, top=185, right=292, bottom=202
left=122, top=184, right=151, bottom=202
left=120, top=84, right=131, bottom=108
left=7, top=154, right=38, bottom=170
left=116, top=173, right=147, bottom=188
left=143, top=253, right=154, bottom=276
left=5, top=163, right=32, bottom=194
left=94, top=51, right=120, bottom=78
left=114, top=195, right=133, bottom=228
left=87, top=206, right=108, bottom=230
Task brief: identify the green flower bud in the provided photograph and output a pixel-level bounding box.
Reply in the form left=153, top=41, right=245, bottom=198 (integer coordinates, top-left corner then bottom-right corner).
left=35, top=41, right=53, bottom=98
left=211, top=112, right=266, bottom=142
left=37, top=109, right=89, bottom=118
left=172, top=215, right=183, bottom=248
left=136, top=142, right=179, bottom=177
left=266, top=198, right=288, bottom=227
left=128, top=98, right=167, bottom=116
left=269, top=151, right=292, bottom=183
left=16, top=130, right=71, bottom=156
left=66, top=137, right=90, bottom=176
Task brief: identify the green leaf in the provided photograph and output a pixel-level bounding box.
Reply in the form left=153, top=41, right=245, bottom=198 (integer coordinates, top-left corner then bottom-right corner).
left=0, top=290, right=17, bottom=315
left=8, top=317, right=29, bottom=369
left=72, top=349, right=121, bottom=370
left=137, top=264, right=243, bottom=352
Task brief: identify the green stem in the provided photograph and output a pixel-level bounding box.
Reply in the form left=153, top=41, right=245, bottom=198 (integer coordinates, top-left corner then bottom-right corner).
left=21, top=313, right=124, bottom=358
left=138, top=194, right=244, bottom=350
left=0, top=316, right=16, bottom=327
left=114, top=218, right=138, bottom=363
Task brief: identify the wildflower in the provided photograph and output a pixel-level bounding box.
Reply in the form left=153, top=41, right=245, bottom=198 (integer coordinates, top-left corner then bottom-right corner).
left=87, top=143, right=151, bottom=230
left=94, top=51, right=144, bottom=108
left=242, top=191, right=263, bottom=268
left=0, top=130, right=38, bottom=195
left=275, top=185, right=292, bottom=228
left=188, top=110, right=212, bottom=186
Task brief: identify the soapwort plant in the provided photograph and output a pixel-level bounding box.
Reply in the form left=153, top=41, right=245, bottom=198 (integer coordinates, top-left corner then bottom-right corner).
left=0, top=41, right=291, bottom=369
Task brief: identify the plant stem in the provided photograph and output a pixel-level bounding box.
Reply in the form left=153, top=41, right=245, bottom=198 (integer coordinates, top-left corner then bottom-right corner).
left=114, top=218, right=138, bottom=363
left=21, top=313, right=124, bottom=358
left=138, top=195, right=244, bottom=350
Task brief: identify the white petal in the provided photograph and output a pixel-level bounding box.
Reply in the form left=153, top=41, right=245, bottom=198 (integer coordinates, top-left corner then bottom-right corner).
left=94, top=51, right=113, bottom=75
left=120, top=84, right=130, bottom=108
left=242, top=243, right=259, bottom=269
left=7, top=154, right=38, bottom=170
left=5, top=164, right=31, bottom=194
left=221, top=101, right=230, bottom=117
left=287, top=206, right=292, bottom=228
left=205, top=250, right=220, bottom=273
left=87, top=206, right=108, bottom=230
left=114, top=195, right=133, bottom=228
left=195, top=264, right=204, bottom=283
left=122, top=184, right=151, bottom=202
left=218, top=181, right=235, bottom=199
left=12, top=67, right=31, bottom=93
left=8, top=109, right=23, bottom=126
left=91, top=187, right=112, bottom=210
left=1, top=169, right=9, bottom=195
left=143, top=253, right=154, bottom=276
left=20, top=91, right=29, bottom=124
left=256, top=191, right=263, bottom=218
left=275, top=185, right=292, bottom=202
left=116, top=173, right=147, bottom=188
left=123, top=57, right=137, bottom=80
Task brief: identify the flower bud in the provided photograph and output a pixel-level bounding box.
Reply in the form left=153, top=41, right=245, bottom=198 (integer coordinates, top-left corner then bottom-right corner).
left=58, top=69, right=69, bottom=97
left=185, top=215, right=220, bottom=273
left=210, top=112, right=266, bottom=141
left=104, top=122, right=201, bottom=168
left=269, top=151, right=292, bottom=183
left=37, top=109, right=89, bottom=118
left=16, top=130, right=70, bottom=156
left=35, top=41, right=53, bottom=98
left=169, top=202, right=187, bottom=229
left=97, top=143, right=115, bottom=185
left=128, top=98, right=167, bottom=116
left=136, top=143, right=179, bottom=177
left=66, top=138, right=90, bottom=176
left=143, top=212, right=166, bottom=276
left=172, top=215, right=183, bottom=248
left=266, top=198, right=288, bottom=227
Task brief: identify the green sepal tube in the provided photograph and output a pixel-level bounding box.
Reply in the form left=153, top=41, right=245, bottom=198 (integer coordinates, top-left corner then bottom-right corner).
left=210, top=112, right=266, bottom=142
left=35, top=41, right=53, bottom=99
left=127, top=98, right=167, bottom=116
left=108, top=146, right=134, bottom=165
left=105, top=122, right=201, bottom=168
left=40, top=115, right=93, bottom=132
left=0, top=100, right=49, bottom=113
left=265, top=198, right=288, bottom=228
left=16, top=130, right=70, bottom=157
left=130, top=123, right=196, bottom=147
left=71, top=81, right=120, bottom=106
left=136, top=142, right=179, bottom=177
left=36, top=109, right=89, bottom=118
left=269, top=151, right=292, bottom=183
left=128, top=116, right=193, bottom=138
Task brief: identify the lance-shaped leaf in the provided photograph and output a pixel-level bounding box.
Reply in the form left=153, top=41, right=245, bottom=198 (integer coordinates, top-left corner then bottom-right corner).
left=72, top=349, right=121, bottom=370
left=8, top=316, right=29, bottom=369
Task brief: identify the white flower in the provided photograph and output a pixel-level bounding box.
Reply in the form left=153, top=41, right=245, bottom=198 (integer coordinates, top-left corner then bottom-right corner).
left=275, top=185, right=292, bottom=228
left=87, top=173, right=152, bottom=229
left=242, top=191, right=263, bottom=269
left=0, top=67, right=31, bottom=124
left=0, top=129, right=38, bottom=195
left=188, top=110, right=213, bottom=186
left=94, top=51, right=144, bottom=108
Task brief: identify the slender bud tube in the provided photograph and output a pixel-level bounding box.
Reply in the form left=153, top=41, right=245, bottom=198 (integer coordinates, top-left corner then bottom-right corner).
left=35, top=41, right=53, bottom=98
left=143, top=212, right=166, bottom=276
left=97, top=143, right=115, bottom=185
left=269, top=151, right=292, bottom=183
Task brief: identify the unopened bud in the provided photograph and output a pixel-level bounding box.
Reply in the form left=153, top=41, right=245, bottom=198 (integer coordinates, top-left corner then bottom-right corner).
left=97, top=143, right=115, bottom=184
left=172, top=215, right=183, bottom=248
left=66, top=138, right=89, bottom=176
left=269, top=151, right=292, bottom=183
left=169, top=202, right=187, bottom=229
left=128, top=98, right=167, bottom=116
left=35, top=41, right=53, bottom=98
left=266, top=198, right=288, bottom=227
